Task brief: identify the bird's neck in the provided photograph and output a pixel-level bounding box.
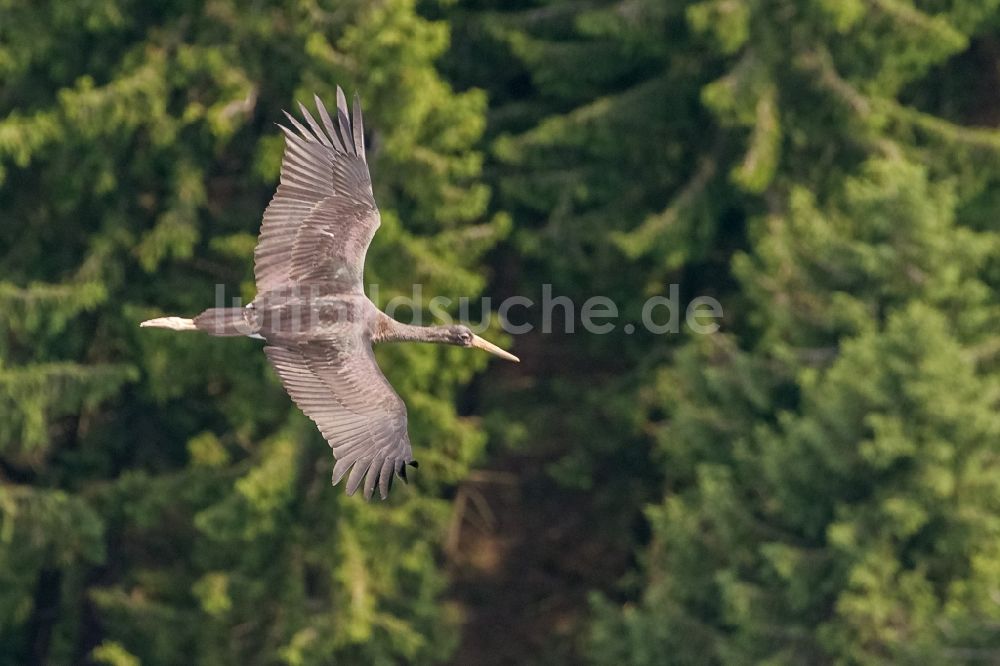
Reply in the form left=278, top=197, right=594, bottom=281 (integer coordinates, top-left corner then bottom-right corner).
left=374, top=317, right=456, bottom=345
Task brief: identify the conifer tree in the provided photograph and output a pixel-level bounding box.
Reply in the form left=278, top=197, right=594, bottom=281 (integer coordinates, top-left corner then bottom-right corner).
left=445, top=0, right=1000, bottom=661
left=0, top=1, right=501, bottom=663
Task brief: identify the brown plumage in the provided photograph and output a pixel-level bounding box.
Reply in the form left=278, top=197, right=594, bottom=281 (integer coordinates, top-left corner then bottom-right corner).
left=141, top=89, right=518, bottom=500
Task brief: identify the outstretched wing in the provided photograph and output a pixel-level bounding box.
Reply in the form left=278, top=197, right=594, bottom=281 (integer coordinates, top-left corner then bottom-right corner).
left=264, top=342, right=415, bottom=500
left=254, top=89, right=379, bottom=293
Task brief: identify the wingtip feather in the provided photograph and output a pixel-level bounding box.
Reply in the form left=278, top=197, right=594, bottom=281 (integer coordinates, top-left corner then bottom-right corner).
left=298, top=100, right=332, bottom=148
left=331, top=457, right=353, bottom=487
left=345, top=458, right=372, bottom=496
left=314, top=93, right=345, bottom=152
left=335, top=87, right=355, bottom=154
left=378, top=458, right=394, bottom=500
left=352, top=92, right=366, bottom=161
left=362, top=458, right=380, bottom=500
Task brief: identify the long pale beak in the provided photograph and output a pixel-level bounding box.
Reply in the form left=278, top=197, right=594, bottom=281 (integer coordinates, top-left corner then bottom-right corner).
left=470, top=335, right=520, bottom=363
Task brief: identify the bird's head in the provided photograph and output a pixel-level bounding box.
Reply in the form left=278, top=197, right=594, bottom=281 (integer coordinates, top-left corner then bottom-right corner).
left=447, top=325, right=519, bottom=363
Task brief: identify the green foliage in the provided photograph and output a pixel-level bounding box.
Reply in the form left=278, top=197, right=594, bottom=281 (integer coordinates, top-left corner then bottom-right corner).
left=444, top=0, right=1000, bottom=662
left=0, top=0, right=500, bottom=663
left=4, top=0, right=1000, bottom=663
left=525, top=0, right=1000, bottom=661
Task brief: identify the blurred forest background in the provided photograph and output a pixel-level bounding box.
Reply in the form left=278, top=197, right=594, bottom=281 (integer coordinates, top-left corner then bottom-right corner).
left=2, top=0, right=1000, bottom=664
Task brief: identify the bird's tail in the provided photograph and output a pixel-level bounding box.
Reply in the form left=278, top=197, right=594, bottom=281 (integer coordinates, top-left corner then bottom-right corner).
left=141, top=308, right=254, bottom=337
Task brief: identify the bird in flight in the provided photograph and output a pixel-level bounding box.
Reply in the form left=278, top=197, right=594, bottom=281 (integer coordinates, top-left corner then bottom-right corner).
left=141, top=88, right=518, bottom=500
